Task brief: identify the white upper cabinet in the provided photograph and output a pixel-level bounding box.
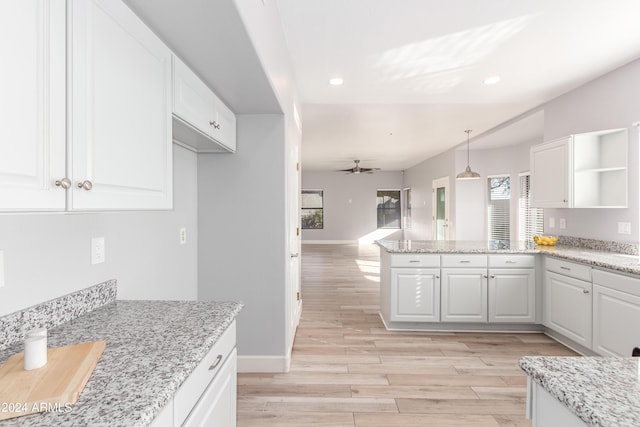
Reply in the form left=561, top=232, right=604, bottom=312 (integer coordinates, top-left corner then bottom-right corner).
left=172, top=56, right=236, bottom=153
left=0, top=1, right=66, bottom=211
left=70, top=0, right=173, bottom=210
left=530, top=137, right=572, bottom=208
left=530, top=128, right=628, bottom=209
left=0, top=0, right=173, bottom=211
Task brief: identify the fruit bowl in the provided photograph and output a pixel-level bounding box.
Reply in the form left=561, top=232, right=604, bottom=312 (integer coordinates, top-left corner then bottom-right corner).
left=533, top=235, right=557, bottom=246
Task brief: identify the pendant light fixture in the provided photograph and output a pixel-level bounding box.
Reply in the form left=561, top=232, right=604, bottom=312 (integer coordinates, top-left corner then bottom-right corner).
left=456, top=129, right=480, bottom=180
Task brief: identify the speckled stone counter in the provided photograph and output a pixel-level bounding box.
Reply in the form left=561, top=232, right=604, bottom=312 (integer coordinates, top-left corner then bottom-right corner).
left=376, top=239, right=640, bottom=275
left=0, top=300, right=243, bottom=426
left=520, top=356, right=640, bottom=427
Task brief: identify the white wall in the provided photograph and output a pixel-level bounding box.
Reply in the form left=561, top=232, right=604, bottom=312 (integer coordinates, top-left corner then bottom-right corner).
left=455, top=140, right=540, bottom=241
left=301, top=171, right=404, bottom=242
left=543, top=58, right=640, bottom=242
left=198, top=115, right=287, bottom=360
left=0, top=145, right=198, bottom=316
left=402, top=149, right=457, bottom=240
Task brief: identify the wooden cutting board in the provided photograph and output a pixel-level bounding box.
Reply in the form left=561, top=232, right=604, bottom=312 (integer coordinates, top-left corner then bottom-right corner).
left=0, top=340, right=106, bottom=420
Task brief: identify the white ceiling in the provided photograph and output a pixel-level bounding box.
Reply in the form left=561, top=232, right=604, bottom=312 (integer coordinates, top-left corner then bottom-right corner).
left=275, top=0, right=640, bottom=171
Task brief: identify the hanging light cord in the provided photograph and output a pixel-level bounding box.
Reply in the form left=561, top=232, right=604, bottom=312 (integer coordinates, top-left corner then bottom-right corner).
left=465, top=129, right=472, bottom=166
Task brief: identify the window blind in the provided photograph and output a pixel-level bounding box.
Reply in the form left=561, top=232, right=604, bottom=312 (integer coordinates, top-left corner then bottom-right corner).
left=518, top=173, right=544, bottom=241
left=488, top=176, right=510, bottom=241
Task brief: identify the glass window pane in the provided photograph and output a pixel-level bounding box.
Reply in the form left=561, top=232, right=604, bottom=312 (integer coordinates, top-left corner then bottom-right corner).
left=301, top=190, right=323, bottom=208
left=377, top=190, right=401, bottom=229
left=301, top=208, right=323, bottom=229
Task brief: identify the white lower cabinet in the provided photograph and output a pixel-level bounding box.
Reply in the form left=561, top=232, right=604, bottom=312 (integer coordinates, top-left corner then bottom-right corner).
left=489, top=269, right=535, bottom=323
left=528, top=381, right=588, bottom=427
left=152, top=321, right=237, bottom=427
left=390, top=268, right=440, bottom=322
left=546, top=271, right=592, bottom=348
left=441, top=268, right=488, bottom=323
left=592, top=270, right=640, bottom=357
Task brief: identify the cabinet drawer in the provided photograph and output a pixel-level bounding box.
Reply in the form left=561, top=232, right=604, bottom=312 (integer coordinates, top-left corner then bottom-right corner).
left=390, top=254, right=440, bottom=268
left=441, top=254, right=487, bottom=268
left=174, top=321, right=236, bottom=426
left=593, top=269, right=640, bottom=298
left=546, top=257, right=591, bottom=281
left=489, top=255, right=536, bottom=268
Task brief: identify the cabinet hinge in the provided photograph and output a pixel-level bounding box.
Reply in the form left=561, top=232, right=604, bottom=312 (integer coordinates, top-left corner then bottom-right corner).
left=296, top=162, right=300, bottom=171
left=296, top=227, right=300, bottom=236
left=296, top=292, right=300, bottom=301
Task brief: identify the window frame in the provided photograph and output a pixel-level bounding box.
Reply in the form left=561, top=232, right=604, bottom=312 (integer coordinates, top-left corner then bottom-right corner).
left=301, top=189, right=324, bottom=230
left=518, top=172, right=544, bottom=241
left=377, top=189, right=402, bottom=229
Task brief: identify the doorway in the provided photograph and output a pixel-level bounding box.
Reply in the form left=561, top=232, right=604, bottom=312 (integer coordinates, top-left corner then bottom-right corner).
left=432, top=176, right=450, bottom=240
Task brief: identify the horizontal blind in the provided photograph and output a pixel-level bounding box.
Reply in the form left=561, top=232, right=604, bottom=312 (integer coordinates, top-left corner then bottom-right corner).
left=488, top=176, right=510, bottom=241
left=518, top=173, right=544, bottom=241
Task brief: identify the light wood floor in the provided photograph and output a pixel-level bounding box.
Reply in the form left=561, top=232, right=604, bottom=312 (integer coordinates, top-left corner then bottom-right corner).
left=237, top=244, right=577, bottom=427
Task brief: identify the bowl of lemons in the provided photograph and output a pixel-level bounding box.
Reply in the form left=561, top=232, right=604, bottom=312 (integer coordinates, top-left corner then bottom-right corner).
left=533, top=235, right=558, bottom=246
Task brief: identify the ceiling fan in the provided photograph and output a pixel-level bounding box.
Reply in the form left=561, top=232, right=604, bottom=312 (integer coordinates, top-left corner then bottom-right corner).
left=338, top=159, right=381, bottom=174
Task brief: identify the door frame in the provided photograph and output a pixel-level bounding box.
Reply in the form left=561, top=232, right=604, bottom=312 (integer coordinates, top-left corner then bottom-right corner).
left=432, top=176, right=450, bottom=240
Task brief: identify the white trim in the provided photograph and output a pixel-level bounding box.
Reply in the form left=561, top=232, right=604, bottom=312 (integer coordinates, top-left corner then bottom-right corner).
left=237, top=355, right=291, bottom=373
left=302, top=240, right=356, bottom=244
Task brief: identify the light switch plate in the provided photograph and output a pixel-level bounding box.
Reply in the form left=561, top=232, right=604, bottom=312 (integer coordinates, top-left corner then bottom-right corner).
left=179, top=228, right=187, bottom=245
left=549, top=217, right=555, bottom=228
left=91, top=237, right=105, bottom=264
left=559, top=218, right=566, bottom=229
left=0, top=251, right=4, bottom=288
left=618, top=222, right=632, bottom=235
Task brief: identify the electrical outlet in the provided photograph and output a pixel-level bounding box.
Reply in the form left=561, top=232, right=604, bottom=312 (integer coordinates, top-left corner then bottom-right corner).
left=549, top=217, right=555, bottom=228
left=559, top=218, right=566, bottom=229
left=618, top=222, right=632, bottom=235
left=0, top=251, right=4, bottom=288
left=91, top=237, right=105, bottom=264
left=179, top=228, right=187, bottom=245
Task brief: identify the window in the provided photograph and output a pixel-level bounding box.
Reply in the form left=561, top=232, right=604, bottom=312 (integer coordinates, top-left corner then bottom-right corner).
left=519, top=173, right=544, bottom=241
left=377, top=190, right=401, bottom=228
left=403, top=188, right=412, bottom=229
left=301, top=190, right=323, bottom=229
left=488, top=176, right=510, bottom=240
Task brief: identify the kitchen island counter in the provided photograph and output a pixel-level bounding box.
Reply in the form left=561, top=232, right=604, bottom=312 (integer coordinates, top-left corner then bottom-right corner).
left=376, top=239, right=640, bottom=276
left=0, top=299, right=243, bottom=426
left=520, top=356, right=640, bottom=427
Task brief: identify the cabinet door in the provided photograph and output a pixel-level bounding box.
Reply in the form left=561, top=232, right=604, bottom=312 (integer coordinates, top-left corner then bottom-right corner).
left=547, top=271, right=592, bottom=347
left=70, top=0, right=173, bottom=210
left=530, top=137, right=571, bottom=208
left=489, top=269, right=535, bottom=323
left=212, top=96, right=237, bottom=152
left=593, top=285, right=640, bottom=357
left=0, top=1, right=66, bottom=211
left=390, top=268, right=440, bottom=322
left=183, top=349, right=237, bottom=427
left=173, top=55, right=218, bottom=139
left=441, top=269, right=487, bottom=323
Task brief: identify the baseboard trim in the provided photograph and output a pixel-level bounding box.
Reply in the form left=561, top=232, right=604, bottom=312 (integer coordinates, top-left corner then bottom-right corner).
left=237, top=355, right=291, bottom=373
left=302, top=240, right=357, bottom=244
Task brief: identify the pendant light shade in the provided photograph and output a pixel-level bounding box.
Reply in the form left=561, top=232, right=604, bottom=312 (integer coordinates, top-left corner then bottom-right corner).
left=456, top=129, right=480, bottom=180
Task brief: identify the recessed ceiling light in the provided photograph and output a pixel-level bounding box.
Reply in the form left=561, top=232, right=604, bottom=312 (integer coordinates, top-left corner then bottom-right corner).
left=329, top=77, right=344, bottom=86
left=484, top=76, right=501, bottom=85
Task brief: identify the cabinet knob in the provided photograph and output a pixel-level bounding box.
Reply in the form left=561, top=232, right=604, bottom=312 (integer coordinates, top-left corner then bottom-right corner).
left=77, top=180, right=93, bottom=191
left=210, top=120, right=221, bottom=130
left=483, top=275, right=488, bottom=279
left=583, top=289, right=590, bottom=294
left=55, top=178, right=72, bottom=190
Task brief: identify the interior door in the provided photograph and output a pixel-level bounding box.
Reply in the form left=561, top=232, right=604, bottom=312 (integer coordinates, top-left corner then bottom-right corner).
left=432, top=177, right=450, bottom=240
left=286, top=111, right=302, bottom=356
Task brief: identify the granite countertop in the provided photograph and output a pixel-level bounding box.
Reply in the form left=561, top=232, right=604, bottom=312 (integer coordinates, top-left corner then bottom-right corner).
left=376, top=239, right=640, bottom=275
left=0, top=300, right=243, bottom=426
left=520, top=356, right=640, bottom=427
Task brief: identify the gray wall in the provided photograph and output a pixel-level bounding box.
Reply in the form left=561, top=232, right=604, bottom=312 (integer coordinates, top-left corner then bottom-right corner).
left=0, top=145, right=199, bottom=316
left=402, top=149, right=457, bottom=240
left=543, top=58, right=640, bottom=242
left=455, top=140, right=540, bottom=241
left=198, top=114, right=287, bottom=357
left=301, top=171, right=404, bottom=242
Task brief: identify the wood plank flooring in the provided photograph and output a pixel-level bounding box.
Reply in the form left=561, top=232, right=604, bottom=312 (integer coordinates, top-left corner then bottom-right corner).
left=237, top=244, right=577, bottom=426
